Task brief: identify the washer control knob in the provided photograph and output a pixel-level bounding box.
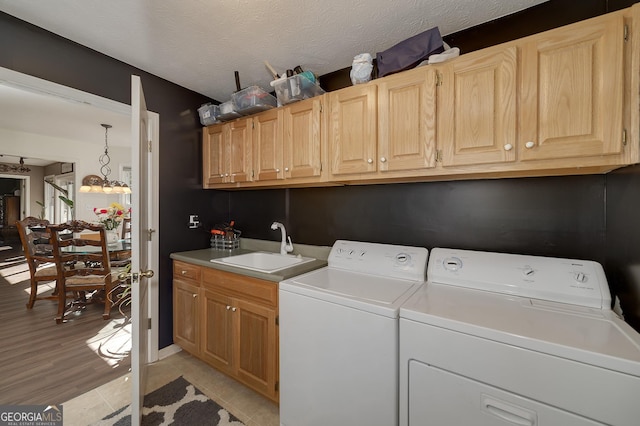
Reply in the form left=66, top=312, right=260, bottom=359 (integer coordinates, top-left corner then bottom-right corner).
left=575, top=272, right=588, bottom=283
left=443, top=257, right=462, bottom=271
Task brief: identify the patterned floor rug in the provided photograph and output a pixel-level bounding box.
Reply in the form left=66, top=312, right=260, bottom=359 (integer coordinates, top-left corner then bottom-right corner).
left=92, top=376, right=245, bottom=426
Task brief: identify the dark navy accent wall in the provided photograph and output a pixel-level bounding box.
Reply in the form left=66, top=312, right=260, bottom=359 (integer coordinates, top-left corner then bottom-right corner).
left=606, top=164, right=640, bottom=331
left=230, top=176, right=607, bottom=262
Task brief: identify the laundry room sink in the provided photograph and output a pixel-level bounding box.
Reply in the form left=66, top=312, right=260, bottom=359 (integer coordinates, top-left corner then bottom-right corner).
left=211, top=251, right=315, bottom=273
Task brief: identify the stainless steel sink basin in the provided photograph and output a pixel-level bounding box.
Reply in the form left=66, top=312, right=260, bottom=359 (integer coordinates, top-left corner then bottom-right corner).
left=211, top=251, right=315, bottom=273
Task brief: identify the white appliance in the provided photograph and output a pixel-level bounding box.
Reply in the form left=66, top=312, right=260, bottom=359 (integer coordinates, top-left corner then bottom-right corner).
left=279, top=240, right=429, bottom=426
left=399, top=248, right=640, bottom=426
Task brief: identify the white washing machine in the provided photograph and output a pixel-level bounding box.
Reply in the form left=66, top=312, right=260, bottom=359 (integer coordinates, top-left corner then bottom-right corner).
left=399, top=248, right=640, bottom=426
left=279, top=240, right=429, bottom=426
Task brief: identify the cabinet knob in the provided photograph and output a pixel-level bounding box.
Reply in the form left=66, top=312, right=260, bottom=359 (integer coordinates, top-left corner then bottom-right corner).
left=225, top=173, right=229, bottom=177
left=181, top=270, right=187, bottom=275
left=226, top=305, right=231, bottom=310
left=276, top=168, right=280, bottom=173
left=504, top=143, right=513, bottom=151
left=192, top=293, right=197, bottom=298
left=285, top=167, right=289, bottom=172
left=367, top=158, right=373, bottom=164
left=525, top=141, right=536, bottom=149
left=380, top=157, right=387, bottom=163
left=231, top=307, right=237, bottom=312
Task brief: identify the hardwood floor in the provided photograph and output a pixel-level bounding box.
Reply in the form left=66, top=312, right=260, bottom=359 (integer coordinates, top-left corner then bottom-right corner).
left=0, top=242, right=131, bottom=405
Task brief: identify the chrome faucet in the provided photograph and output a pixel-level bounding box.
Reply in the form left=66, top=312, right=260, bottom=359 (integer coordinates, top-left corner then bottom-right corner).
left=271, top=221, right=293, bottom=255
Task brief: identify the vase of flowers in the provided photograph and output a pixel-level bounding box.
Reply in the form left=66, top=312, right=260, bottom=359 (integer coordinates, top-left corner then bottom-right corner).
left=94, top=202, right=129, bottom=244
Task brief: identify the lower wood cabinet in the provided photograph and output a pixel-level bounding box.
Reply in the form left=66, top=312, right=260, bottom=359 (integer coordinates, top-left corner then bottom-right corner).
left=173, top=260, right=279, bottom=402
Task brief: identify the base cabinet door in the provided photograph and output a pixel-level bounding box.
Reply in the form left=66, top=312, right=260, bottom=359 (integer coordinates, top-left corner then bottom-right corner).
left=235, top=298, right=278, bottom=401
left=200, top=288, right=234, bottom=374
left=173, top=260, right=279, bottom=402
left=173, top=279, right=200, bottom=354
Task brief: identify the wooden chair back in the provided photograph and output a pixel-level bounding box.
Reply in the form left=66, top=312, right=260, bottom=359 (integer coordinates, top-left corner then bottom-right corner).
left=121, top=217, right=132, bottom=240
left=15, top=216, right=58, bottom=309
left=48, top=220, right=117, bottom=324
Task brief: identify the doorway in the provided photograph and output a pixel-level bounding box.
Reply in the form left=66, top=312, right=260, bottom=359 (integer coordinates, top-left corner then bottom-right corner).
left=0, top=65, right=160, bottom=404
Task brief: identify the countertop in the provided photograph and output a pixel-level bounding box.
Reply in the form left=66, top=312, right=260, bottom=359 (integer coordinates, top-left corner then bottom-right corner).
left=170, top=238, right=330, bottom=282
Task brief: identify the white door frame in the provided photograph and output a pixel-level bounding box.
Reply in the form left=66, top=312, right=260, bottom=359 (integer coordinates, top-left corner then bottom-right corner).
left=0, top=66, right=160, bottom=362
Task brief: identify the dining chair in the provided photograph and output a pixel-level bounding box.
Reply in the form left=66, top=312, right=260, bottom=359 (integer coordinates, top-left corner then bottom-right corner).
left=121, top=217, right=131, bottom=240
left=16, top=216, right=58, bottom=309
left=48, top=220, right=125, bottom=324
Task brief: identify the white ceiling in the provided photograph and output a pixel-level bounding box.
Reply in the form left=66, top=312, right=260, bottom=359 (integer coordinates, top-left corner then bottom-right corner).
left=0, top=0, right=547, bottom=103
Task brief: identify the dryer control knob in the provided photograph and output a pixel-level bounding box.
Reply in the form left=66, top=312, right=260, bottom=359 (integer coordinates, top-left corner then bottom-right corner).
left=395, top=253, right=410, bottom=264
left=443, top=257, right=462, bottom=271
left=522, top=266, right=535, bottom=277
left=575, top=272, right=588, bottom=283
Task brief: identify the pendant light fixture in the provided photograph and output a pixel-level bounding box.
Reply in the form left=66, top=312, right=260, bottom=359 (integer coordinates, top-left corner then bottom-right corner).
left=79, top=124, right=131, bottom=194
left=0, top=156, right=31, bottom=173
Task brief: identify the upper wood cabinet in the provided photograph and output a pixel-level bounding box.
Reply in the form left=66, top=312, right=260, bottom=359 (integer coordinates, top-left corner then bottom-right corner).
left=202, top=5, right=639, bottom=189
left=203, top=118, right=253, bottom=188
left=438, top=46, right=517, bottom=167
left=329, top=67, right=437, bottom=179
left=378, top=68, right=437, bottom=173
left=329, top=84, right=378, bottom=176
left=252, top=97, right=325, bottom=185
left=253, top=108, right=284, bottom=182
left=519, top=11, right=625, bottom=162
left=283, top=97, right=324, bottom=181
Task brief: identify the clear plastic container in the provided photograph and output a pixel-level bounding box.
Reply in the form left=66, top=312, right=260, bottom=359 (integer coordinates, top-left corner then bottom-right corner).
left=197, top=103, right=219, bottom=126
left=218, top=100, right=243, bottom=121
left=271, top=73, right=325, bottom=105
left=232, top=86, right=277, bottom=115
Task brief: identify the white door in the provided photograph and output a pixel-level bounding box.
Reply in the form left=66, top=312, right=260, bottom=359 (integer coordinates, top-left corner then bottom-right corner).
left=131, top=75, right=154, bottom=425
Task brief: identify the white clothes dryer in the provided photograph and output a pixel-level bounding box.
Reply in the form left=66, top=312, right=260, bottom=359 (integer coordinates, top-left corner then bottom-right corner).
left=399, top=248, right=640, bottom=426
left=279, top=240, right=429, bottom=426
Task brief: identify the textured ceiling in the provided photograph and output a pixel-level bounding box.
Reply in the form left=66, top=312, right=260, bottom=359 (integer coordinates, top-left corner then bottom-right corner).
left=0, top=0, right=547, bottom=103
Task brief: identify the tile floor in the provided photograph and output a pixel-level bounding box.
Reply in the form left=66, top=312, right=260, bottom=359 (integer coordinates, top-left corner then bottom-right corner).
left=62, top=349, right=279, bottom=426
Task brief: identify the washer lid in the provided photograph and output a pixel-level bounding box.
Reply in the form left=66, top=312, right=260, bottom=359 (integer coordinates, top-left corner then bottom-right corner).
left=281, top=268, right=422, bottom=317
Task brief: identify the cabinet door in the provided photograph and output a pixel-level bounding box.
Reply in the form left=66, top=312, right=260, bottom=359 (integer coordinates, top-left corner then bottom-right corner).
left=201, top=288, right=234, bottom=374
left=173, top=279, right=200, bottom=354
left=520, top=13, right=624, bottom=160
left=439, top=46, right=517, bottom=166
left=227, top=118, right=253, bottom=183
left=284, top=97, right=323, bottom=179
left=235, top=298, right=278, bottom=400
left=378, top=68, right=437, bottom=172
left=329, top=84, right=378, bottom=176
left=203, top=124, right=225, bottom=187
left=253, top=109, right=284, bottom=182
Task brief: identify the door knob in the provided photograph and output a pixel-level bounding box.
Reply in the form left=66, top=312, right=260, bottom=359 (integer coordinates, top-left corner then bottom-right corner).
left=140, top=269, right=154, bottom=278
left=118, top=269, right=155, bottom=282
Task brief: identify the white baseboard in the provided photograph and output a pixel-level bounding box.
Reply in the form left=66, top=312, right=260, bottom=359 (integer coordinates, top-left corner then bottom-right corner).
left=158, top=344, right=182, bottom=360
